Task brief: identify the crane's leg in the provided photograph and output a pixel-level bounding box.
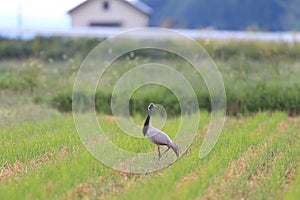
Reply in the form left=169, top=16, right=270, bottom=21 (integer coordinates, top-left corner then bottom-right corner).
left=160, top=146, right=170, bottom=157
left=157, top=145, right=161, bottom=160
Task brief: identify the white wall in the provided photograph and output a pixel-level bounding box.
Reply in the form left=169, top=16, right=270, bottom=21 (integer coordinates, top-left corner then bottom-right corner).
left=70, top=0, right=149, bottom=28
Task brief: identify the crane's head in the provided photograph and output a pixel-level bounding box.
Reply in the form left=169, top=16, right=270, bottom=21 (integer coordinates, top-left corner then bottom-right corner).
left=148, top=103, right=157, bottom=111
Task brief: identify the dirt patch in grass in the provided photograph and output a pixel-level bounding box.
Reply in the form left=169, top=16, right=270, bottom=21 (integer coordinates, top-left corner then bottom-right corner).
left=282, top=162, right=297, bottom=188
left=276, top=117, right=298, bottom=131
left=0, top=153, right=52, bottom=182
left=99, top=115, right=115, bottom=122
left=61, top=170, right=140, bottom=200
left=226, top=144, right=264, bottom=179
left=0, top=160, right=24, bottom=182
left=0, top=147, right=70, bottom=182
left=174, top=167, right=202, bottom=191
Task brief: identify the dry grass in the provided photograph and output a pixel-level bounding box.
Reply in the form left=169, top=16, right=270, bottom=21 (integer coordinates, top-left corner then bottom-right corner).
left=0, top=147, right=70, bottom=182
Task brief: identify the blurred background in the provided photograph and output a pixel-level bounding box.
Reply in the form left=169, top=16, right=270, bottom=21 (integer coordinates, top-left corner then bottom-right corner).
left=0, top=0, right=300, bottom=124
left=1, top=0, right=300, bottom=38
left=144, top=0, right=300, bottom=31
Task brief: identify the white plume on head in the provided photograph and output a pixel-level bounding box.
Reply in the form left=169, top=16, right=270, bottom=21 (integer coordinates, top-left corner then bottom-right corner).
left=148, top=103, right=157, bottom=111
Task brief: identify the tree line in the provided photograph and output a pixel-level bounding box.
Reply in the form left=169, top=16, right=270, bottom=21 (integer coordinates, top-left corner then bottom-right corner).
left=142, top=0, right=300, bottom=31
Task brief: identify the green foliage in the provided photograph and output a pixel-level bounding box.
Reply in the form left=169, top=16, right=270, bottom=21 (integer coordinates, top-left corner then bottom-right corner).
left=51, top=88, right=204, bottom=115
left=0, top=36, right=103, bottom=61
left=200, top=40, right=300, bottom=62
left=226, top=82, right=300, bottom=115
left=2, top=37, right=300, bottom=62
left=51, top=92, right=73, bottom=112
left=51, top=81, right=300, bottom=116
left=1, top=37, right=300, bottom=115
left=0, top=66, right=38, bottom=92
left=95, top=90, right=112, bottom=114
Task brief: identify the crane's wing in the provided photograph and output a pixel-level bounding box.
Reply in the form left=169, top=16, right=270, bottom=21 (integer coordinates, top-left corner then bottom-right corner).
left=147, top=125, right=172, bottom=145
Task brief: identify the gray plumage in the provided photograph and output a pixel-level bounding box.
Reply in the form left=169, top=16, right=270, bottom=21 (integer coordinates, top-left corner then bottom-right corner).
left=143, top=103, right=179, bottom=159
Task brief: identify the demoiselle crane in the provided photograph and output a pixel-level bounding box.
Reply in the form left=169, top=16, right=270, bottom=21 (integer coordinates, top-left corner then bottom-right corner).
left=143, top=103, right=179, bottom=160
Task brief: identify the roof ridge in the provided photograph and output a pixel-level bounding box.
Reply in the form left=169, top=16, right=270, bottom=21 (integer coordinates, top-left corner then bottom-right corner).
left=67, top=0, right=152, bottom=15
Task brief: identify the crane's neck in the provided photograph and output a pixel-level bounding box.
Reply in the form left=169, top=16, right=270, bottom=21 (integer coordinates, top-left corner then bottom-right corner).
left=143, top=109, right=152, bottom=136
left=143, top=109, right=151, bottom=127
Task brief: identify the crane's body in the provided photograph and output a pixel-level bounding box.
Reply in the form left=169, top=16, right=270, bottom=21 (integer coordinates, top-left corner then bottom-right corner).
left=143, top=103, right=179, bottom=159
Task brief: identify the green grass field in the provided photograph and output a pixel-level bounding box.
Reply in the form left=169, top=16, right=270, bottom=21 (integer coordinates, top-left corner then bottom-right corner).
left=0, top=112, right=299, bottom=199
left=1, top=37, right=300, bottom=199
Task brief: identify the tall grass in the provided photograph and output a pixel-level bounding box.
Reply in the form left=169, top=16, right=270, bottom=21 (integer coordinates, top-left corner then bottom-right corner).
left=1, top=37, right=300, bottom=116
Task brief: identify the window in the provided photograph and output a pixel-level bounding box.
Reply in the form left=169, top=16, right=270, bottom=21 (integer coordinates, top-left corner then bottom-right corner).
left=103, top=1, right=109, bottom=10
left=89, top=22, right=121, bottom=27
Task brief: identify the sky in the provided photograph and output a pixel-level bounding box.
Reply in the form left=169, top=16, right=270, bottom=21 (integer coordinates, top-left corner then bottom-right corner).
left=0, top=0, right=85, bottom=29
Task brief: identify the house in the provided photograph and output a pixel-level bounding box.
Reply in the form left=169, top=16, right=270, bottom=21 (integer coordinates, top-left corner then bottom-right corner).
left=67, top=0, right=152, bottom=28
